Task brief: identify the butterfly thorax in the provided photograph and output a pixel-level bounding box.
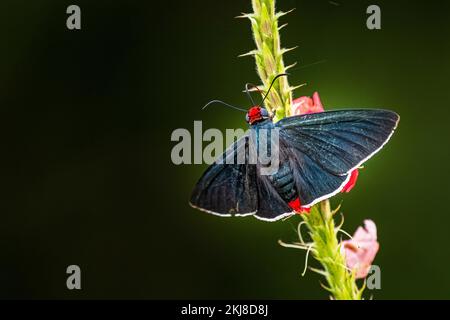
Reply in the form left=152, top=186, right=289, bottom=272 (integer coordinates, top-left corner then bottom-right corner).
left=251, top=120, right=298, bottom=204
left=246, top=106, right=270, bottom=125
left=250, top=118, right=272, bottom=128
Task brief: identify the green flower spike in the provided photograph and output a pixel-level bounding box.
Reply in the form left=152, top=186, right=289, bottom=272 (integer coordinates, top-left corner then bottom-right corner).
left=242, top=0, right=366, bottom=300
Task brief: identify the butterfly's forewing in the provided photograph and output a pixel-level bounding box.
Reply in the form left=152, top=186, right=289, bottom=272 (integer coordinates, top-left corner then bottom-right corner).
left=277, top=109, right=399, bottom=175
left=276, top=109, right=399, bottom=208
left=189, top=135, right=258, bottom=216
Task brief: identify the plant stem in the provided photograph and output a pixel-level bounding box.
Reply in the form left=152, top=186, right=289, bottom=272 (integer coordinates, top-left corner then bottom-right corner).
left=302, top=202, right=363, bottom=300
left=245, top=0, right=363, bottom=300
left=244, top=0, right=295, bottom=121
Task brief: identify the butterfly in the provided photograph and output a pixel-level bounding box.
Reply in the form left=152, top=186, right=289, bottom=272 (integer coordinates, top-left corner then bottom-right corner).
left=190, top=76, right=400, bottom=221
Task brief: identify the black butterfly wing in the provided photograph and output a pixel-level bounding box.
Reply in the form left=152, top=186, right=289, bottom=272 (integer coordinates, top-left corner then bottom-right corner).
left=190, top=133, right=293, bottom=219
left=276, top=109, right=399, bottom=207
left=253, top=164, right=293, bottom=221
left=189, top=135, right=258, bottom=216
left=281, top=138, right=349, bottom=207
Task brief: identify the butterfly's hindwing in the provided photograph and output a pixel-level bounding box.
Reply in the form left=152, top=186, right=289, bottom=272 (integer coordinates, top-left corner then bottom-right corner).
left=253, top=160, right=294, bottom=221
left=282, top=140, right=349, bottom=207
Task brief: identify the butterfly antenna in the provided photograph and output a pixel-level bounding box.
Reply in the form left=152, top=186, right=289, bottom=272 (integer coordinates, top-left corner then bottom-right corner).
left=202, top=100, right=247, bottom=112
left=261, top=73, right=289, bottom=105
left=245, top=83, right=268, bottom=106
left=244, top=84, right=256, bottom=106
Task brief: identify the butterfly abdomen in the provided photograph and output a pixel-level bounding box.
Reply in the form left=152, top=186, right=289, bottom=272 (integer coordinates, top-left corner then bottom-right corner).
left=268, top=163, right=297, bottom=204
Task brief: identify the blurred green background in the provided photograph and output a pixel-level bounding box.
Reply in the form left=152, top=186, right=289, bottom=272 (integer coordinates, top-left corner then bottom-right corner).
left=0, top=0, right=449, bottom=299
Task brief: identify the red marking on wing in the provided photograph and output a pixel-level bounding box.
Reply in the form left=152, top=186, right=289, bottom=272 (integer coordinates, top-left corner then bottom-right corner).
left=288, top=197, right=311, bottom=214
left=342, top=169, right=359, bottom=193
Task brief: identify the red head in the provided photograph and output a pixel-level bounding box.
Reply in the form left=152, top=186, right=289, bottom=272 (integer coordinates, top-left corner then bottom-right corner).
left=245, top=106, right=270, bottom=125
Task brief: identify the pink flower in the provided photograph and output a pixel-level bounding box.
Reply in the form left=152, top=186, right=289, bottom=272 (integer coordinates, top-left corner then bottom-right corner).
left=341, top=220, right=379, bottom=279
left=290, top=92, right=359, bottom=194
left=291, top=92, right=324, bottom=115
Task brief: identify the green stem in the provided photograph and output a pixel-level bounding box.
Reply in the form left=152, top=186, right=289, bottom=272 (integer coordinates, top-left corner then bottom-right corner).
left=302, top=202, right=363, bottom=300
left=243, top=0, right=296, bottom=121
left=245, top=0, right=363, bottom=300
